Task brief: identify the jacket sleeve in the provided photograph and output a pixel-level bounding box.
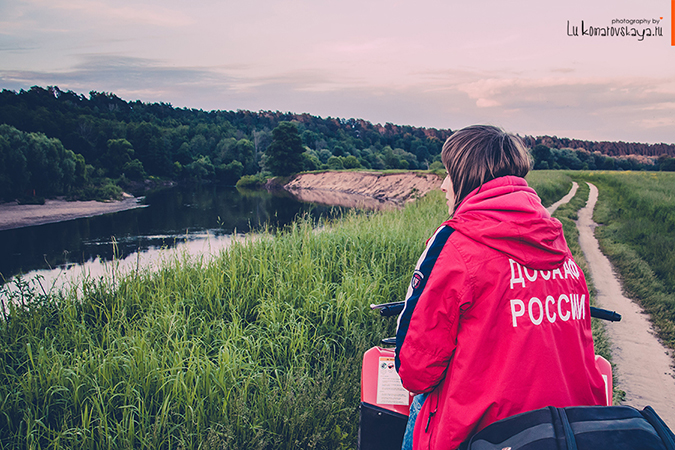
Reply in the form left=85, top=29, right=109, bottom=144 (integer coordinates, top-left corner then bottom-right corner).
left=395, top=227, right=471, bottom=394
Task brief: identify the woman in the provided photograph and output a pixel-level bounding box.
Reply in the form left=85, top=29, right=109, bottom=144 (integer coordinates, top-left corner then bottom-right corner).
left=395, top=125, right=606, bottom=450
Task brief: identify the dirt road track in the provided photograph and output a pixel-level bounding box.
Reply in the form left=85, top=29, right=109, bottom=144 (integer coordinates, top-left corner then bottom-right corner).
left=546, top=181, right=578, bottom=215
left=576, top=182, right=675, bottom=424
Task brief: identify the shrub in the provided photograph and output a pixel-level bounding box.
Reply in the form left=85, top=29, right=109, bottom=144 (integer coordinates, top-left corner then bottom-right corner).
left=236, top=173, right=267, bottom=189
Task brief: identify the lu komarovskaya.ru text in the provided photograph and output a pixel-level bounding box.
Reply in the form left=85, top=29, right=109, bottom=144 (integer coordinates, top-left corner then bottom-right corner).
left=567, top=18, right=664, bottom=41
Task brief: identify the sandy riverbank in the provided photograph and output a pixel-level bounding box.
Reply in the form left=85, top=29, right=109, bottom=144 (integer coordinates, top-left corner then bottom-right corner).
left=0, top=196, right=146, bottom=231
left=284, top=171, right=443, bottom=209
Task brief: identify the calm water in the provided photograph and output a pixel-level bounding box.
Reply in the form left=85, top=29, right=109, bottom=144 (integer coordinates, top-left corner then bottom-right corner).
left=0, top=184, right=343, bottom=290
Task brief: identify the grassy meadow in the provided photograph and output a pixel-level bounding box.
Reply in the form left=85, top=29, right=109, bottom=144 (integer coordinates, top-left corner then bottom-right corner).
left=576, top=171, right=675, bottom=351
left=526, top=171, right=573, bottom=207
left=0, top=171, right=598, bottom=449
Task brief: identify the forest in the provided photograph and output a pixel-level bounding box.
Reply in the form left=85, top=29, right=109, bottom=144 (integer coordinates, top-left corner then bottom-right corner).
left=1, top=85, right=674, bottom=202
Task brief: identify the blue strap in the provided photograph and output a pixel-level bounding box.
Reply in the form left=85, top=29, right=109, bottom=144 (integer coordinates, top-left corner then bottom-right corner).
left=469, top=423, right=555, bottom=450
left=641, top=406, right=675, bottom=450
left=559, top=408, right=579, bottom=450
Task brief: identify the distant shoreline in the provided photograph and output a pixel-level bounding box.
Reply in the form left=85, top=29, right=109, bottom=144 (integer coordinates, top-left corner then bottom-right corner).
left=0, top=171, right=442, bottom=231
left=0, top=196, right=147, bottom=231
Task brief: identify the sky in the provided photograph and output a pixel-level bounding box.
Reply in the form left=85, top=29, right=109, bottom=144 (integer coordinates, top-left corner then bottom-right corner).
left=1, top=0, right=674, bottom=144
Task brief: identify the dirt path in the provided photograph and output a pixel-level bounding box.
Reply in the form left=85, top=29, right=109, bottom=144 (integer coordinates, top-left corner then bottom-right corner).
left=576, top=182, right=675, bottom=424
left=546, top=181, right=578, bottom=215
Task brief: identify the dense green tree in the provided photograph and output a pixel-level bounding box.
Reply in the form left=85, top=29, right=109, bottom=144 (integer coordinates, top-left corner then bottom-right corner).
left=380, top=146, right=417, bottom=169
left=317, top=149, right=332, bottom=164
left=103, top=138, right=135, bottom=177
left=659, top=155, right=675, bottom=171
left=532, top=144, right=553, bottom=170
left=429, top=160, right=445, bottom=172
left=413, top=144, right=431, bottom=165
left=0, top=124, right=85, bottom=199
left=301, top=130, right=321, bottom=149
left=555, top=148, right=584, bottom=170
left=73, top=153, right=88, bottom=186
left=0, top=134, right=28, bottom=200
left=174, top=142, right=193, bottom=165
left=264, top=122, right=304, bottom=176
left=327, top=156, right=344, bottom=170
left=215, top=138, right=257, bottom=176
left=184, top=155, right=215, bottom=181
left=128, top=122, right=171, bottom=176
left=301, top=152, right=320, bottom=171
left=332, top=144, right=347, bottom=157
left=172, top=161, right=183, bottom=179
left=189, top=134, right=210, bottom=157
left=122, top=159, right=146, bottom=181
left=216, top=160, right=244, bottom=184
left=342, top=155, right=361, bottom=169
left=382, top=146, right=398, bottom=168
left=236, top=139, right=258, bottom=174
left=398, top=148, right=419, bottom=169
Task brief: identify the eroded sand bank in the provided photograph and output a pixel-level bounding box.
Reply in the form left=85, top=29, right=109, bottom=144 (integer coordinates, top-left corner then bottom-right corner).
left=284, top=171, right=442, bottom=209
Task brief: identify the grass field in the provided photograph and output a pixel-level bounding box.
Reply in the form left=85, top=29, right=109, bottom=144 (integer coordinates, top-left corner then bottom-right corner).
left=0, top=172, right=603, bottom=449
left=526, top=171, right=573, bottom=207
left=576, top=171, right=675, bottom=352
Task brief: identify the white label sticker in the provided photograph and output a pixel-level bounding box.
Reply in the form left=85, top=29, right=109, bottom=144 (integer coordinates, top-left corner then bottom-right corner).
left=376, top=357, right=410, bottom=405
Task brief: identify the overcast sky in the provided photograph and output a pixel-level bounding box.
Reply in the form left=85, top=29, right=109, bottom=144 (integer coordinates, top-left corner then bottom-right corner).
left=1, top=0, right=673, bottom=144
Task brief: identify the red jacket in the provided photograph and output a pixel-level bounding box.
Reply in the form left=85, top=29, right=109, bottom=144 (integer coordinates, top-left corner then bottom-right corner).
left=395, top=176, right=606, bottom=450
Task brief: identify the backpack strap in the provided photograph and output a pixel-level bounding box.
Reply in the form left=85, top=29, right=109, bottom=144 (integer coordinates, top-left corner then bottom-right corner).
left=641, top=406, right=675, bottom=450
left=558, top=408, right=579, bottom=450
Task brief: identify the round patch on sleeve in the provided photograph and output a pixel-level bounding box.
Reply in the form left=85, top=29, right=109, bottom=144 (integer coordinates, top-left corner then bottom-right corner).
left=411, top=270, right=424, bottom=290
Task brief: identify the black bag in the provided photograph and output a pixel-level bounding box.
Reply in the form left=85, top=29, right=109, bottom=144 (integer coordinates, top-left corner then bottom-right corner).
left=459, top=405, right=675, bottom=450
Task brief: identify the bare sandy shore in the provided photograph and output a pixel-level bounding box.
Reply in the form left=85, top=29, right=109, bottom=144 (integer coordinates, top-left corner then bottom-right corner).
left=284, top=171, right=442, bottom=209
left=576, top=182, right=675, bottom=424
left=0, top=196, right=146, bottom=231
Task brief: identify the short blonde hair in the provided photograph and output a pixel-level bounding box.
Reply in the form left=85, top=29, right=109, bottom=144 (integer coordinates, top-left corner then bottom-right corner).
left=442, top=125, right=531, bottom=211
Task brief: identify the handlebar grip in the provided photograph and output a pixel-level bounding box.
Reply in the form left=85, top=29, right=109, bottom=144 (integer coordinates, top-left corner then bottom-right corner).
left=590, top=306, right=622, bottom=322
left=370, top=301, right=404, bottom=317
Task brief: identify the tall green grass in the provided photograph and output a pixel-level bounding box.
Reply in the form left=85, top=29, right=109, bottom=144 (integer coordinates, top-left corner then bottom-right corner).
left=526, top=171, right=573, bottom=207
left=0, top=174, right=593, bottom=449
left=577, top=171, right=675, bottom=350
left=1, top=194, right=449, bottom=449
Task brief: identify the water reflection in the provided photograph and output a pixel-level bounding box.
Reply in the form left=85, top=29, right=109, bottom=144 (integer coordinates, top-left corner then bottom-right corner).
left=0, top=184, right=343, bottom=286
left=286, top=188, right=401, bottom=210
left=3, top=233, right=248, bottom=301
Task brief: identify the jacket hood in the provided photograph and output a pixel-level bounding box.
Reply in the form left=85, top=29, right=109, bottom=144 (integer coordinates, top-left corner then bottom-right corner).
left=445, top=176, right=568, bottom=270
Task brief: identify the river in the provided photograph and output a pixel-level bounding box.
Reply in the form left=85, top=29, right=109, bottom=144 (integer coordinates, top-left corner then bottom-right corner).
left=0, top=184, right=344, bottom=294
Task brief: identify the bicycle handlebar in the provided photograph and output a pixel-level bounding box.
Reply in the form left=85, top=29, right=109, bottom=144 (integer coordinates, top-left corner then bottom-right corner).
left=370, top=301, right=622, bottom=322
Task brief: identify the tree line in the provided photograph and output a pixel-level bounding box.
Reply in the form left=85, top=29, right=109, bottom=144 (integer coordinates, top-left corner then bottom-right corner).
left=524, top=135, right=675, bottom=158
left=1, top=85, right=673, bottom=202
left=529, top=144, right=675, bottom=172
left=0, top=86, right=453, bottom=201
